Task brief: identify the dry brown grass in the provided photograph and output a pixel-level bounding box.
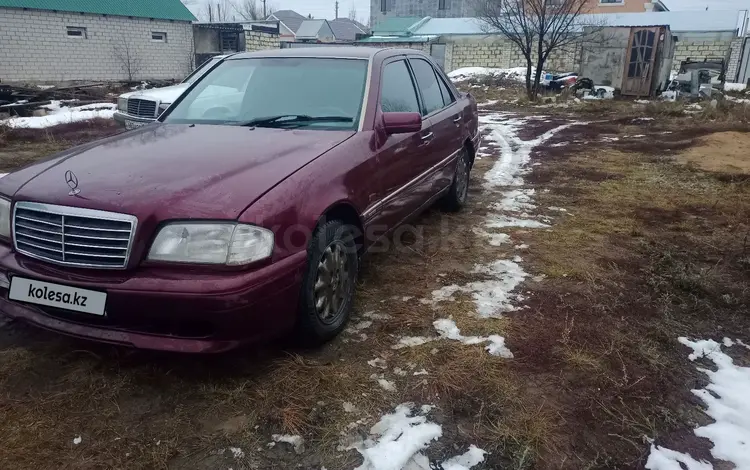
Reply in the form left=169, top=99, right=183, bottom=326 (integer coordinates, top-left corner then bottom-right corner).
left=1, top=107, right=748, bottom=469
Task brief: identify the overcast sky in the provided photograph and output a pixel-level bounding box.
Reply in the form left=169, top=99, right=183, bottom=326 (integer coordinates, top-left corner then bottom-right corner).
left=663, top=0, right=749, bottom=9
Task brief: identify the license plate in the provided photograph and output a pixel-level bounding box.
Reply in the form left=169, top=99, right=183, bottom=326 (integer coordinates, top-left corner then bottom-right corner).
left=125, top=120, right=147, bottom=130
left=8, top=277, right=107, bottom=316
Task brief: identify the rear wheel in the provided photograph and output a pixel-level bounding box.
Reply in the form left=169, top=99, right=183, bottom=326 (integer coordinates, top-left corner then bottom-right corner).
left=297, top=220, right=358, bottom=344
left=442, top=147, right=471, bottom=212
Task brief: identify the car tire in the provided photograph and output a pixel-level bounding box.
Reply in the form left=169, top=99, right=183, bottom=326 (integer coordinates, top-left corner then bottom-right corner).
left=296, top=220, right=359, bottom=345
left=442, top=147, right=471, bottom=212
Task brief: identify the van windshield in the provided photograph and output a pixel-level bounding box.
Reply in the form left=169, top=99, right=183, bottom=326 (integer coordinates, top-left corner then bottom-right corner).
left=164, top=57, right=369, bottom=130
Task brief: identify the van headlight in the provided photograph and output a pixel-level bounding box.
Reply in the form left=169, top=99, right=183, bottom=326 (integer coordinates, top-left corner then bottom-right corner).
left=148, top=223, right=274, bottom=265
left=0, top=198, right=10, bottom=239
left=117, top=98, right=127, bottom=112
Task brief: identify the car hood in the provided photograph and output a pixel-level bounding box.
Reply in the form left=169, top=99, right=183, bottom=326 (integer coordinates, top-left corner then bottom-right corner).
left=119, top=83, right=190, bottom=104
left=3, top=124, right=354, bottom=221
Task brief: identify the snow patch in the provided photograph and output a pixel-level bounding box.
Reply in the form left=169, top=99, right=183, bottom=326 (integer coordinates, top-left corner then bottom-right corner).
left=344, top=403, right=485, bottom=470
left=228, top=447, right=245, bottom=459
left=485, top=214, right=550, bottom=229
left=725, top=82, right=747, bottom=92
left=448, top=66, right=537, bottom=83
left=658, top=337, right=750, bottom=470
left=645, top=444, right=712, bottom=470
left=425, top=260, right=527, bottom=318
left=368, top=358, right=388, bottom=369
left=471, top=227, right=510, bottom=246
left=271, top=434, right=305, bottom=454
left=1, top=101, right=116, bottom=128
left=370, top=375, right=397, bottom=392
left=73, top=436, right=82, bottom=445
left=394, top=319, right=513, bottom=358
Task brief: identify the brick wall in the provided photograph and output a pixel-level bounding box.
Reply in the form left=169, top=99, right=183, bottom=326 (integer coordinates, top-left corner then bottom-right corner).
left=353, top=41, right=430, bottom=52
left=672, top=38, right=732, bottom=70
left=245, top=29, right=281, bottom=52
left=0, top=8, right=193, bottom=83
left=443, top=33, right=732, bottom=77
left=726, top=37, right=744, bottom=82
left=443, top=36, right=579, bottom=73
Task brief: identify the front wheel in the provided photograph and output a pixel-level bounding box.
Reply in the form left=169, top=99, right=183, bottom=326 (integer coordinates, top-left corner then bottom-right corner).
left=296, top=220, right=358, bottom=345
left=442, top=148, right=471, bottom=212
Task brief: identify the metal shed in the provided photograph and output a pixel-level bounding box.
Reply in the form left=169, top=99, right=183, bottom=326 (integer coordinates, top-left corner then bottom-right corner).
left=580, top=25, right=675, bottom=96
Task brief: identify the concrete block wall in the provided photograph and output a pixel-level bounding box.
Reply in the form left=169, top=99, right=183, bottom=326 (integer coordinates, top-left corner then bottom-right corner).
left=726, top=38, right=743, bottom=82
left=245, top=30, right=280, bottom=52
left=0, top=8, right=193, bottom=83
left=672, top=39, right=733, bottom=69
left=354, top=41, right=430, bottom=53
left=443, top=36, right=579, bottom=73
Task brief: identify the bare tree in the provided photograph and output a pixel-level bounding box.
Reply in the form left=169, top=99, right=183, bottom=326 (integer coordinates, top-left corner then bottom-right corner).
left=233, top=0, right=263, bottom=20
left=112, top=37, right=142, bottom=82
left=348, top=4, right=357, bottom=21
left=474, top=0, right=601, bottom=100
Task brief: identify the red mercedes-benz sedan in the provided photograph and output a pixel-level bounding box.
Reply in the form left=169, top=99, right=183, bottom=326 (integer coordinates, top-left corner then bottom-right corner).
left=0, top=47, right=480, bottom=352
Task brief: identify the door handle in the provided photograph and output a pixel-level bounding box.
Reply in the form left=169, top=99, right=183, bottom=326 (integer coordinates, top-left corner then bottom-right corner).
left=453, top=115, right=462, bottom=123
left=421, top=132, right=434, bottom=141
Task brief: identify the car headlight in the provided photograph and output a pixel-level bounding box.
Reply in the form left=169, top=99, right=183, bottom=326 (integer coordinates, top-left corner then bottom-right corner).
left=158, top=103, right=171, bottom=115
left=0, top=198, right=10, bottom=239
left=117, top=98, right=127, bottom=112
left=148, top=223, right=274, bottom=265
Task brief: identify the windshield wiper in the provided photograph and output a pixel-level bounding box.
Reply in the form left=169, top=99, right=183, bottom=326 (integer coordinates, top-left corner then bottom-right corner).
left=236, top=115, right=353, bottom=128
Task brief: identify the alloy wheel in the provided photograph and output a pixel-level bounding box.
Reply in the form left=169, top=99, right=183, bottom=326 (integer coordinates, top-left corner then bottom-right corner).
left=455, top=153, right=470, bottom=202
left=313, top=240, right=351, bottom=324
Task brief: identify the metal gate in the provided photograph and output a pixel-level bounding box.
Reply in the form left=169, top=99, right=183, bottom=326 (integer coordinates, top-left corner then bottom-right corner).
left=621, top=27, right=659, bottom=96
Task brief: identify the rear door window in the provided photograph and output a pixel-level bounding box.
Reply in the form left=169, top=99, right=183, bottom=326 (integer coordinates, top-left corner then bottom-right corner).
left=436, top=73, right=455, bottom=107
left=409, top=58, right=445, bottom=115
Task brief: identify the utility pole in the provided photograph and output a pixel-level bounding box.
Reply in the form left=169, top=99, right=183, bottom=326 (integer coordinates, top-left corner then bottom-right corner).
left=217, top=2, right=221, bottom=21
left=262, top=0, right=267, bottom=17
left=208, top=4, right=213, bottom=22
left=335, top=1, right=339, bottom=19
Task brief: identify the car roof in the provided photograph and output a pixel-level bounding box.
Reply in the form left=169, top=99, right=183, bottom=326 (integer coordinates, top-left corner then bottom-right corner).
left=228, top=47, right=427, bottom=60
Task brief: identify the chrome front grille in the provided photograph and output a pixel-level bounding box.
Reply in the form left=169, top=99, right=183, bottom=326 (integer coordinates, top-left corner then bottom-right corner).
left=126, top=98, right=157, bottom=118
left=13, top=202, right=137, bottom=269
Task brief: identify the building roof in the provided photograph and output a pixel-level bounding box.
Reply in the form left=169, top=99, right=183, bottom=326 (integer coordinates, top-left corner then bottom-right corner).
left=403, top=10, right=746, bottom=36
left=0, top=0, right=196, bottom=21
left=267, top=9, right=306, bottom=34
left=414, top=17, right=489, bottom=36
left=329, top=18, right=369, bottom=41
left=658, top=0, right=748, bottom=11
left=581, top=10, right=747, bottom=32
left=295, top=19, right=330, bottom=39
left=371, top=16, right=423, bottom=35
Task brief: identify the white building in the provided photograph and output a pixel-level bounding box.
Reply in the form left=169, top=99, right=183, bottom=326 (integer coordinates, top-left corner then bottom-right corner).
left=0, top=0, right=196, bottom=83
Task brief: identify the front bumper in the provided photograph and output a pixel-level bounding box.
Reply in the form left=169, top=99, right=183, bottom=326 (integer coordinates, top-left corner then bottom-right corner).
left=0, top=245, right=308, bottom=353
left=113, top=111, right=156, bottom=126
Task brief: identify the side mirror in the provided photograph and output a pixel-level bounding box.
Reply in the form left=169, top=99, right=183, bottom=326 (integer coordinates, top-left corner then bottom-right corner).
left=382, top=112, right=422, bottom=134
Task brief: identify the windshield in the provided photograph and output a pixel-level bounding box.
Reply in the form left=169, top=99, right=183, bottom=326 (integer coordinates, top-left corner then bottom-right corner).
left=182, top=57, right=222, bottom=84
left=164, top=57, right=369, bottom=130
